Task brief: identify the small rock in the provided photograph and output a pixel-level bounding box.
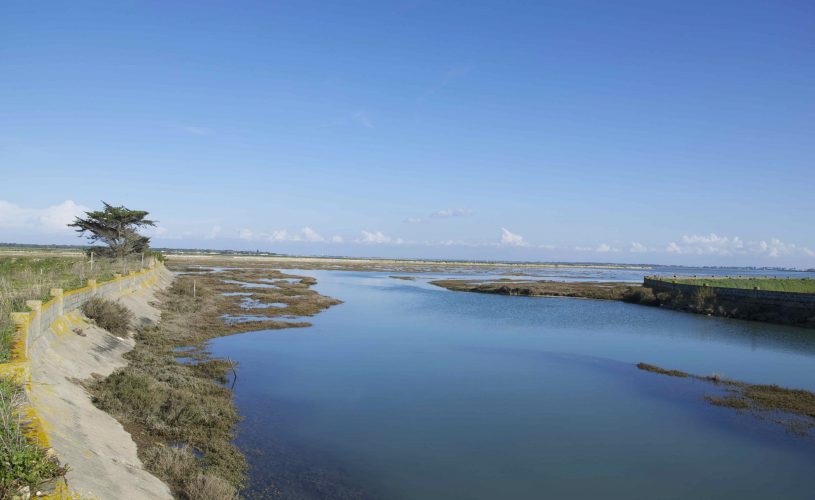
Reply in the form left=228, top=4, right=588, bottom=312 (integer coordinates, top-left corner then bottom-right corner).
left=11, top=485, right=30, bottom=500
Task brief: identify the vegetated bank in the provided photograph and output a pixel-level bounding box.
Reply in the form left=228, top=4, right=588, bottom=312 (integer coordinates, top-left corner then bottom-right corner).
left=432, top=276, right=815, bottom=328
left=430, top=278, right=653, bottom=302
left=642, top=277, right=815, bottom=328
left=637, top=362, right=815, bottom=436
left=87, top=261, right=341, bottom=499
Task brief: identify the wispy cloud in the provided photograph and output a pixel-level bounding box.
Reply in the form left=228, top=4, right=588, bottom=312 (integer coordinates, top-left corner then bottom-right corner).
left=205, top=225, right=222, bottom=240
left=406, top=208, right=473, bottom=224
left=177, top=125, right=212, bottom=136
left=239, top=226, right=329, bottom=243
left=666, top=233, right=814, bottom=258
left=500, top=228, right=526, bottom=246
left=431, top=208, right=473, bottom=218
left=351, top=111, right=374, bottom=129
left=356, top=230, right=404, bottom=244
left=629, top=241, right=648, bottom=253
left=666, top=233, right=744, bottom=256
left=0, top=200, right=88, bottom=233
left=595, top=243, right=621, bottom=253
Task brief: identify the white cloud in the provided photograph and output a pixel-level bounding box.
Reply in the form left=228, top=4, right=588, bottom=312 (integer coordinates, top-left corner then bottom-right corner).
left=756, top=238, right=815, bottom=258
left=406, top=208, right=473, bottom=224
left=666, top=233, right=814, bottom=259
left=595, top=243, right=621, bottom=253
left=205, top=225, right=222, bottom=240
left=268, top=229, right=290, bottom=242
left=148, top=226, right=168, bottom=237
left=667, top=233, right=745, bottom=256
left=431, top=208, right=473, bottom=218
left=500, top=228, right=525, bottom=246
left=0, top=200, right=88, bottom=233
left=357, top=230, right=403, bottom=245
left=238, top=228, right=254, bottom=240
left=629, top=241, right=648, bottom=253
left=301, top=226, right=325, bottom=242
left=331, top=235, right=343, bottom=243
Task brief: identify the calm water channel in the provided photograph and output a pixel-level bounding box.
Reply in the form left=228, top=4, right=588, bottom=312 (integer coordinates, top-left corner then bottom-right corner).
left=209, top=268, right=815, bottom=499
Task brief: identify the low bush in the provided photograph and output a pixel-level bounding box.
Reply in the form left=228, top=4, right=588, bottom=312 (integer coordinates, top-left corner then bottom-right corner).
left=81, top=297, right=134, bottom=336
left=621, top=287, right=658, bottom=306
left=185, top=473, right=239, bottom=500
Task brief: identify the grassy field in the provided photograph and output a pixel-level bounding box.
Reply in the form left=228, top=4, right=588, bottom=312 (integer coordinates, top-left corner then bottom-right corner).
left=0, top=254, right=143, bottom=362
left=661, top=277, right=815, bottom=293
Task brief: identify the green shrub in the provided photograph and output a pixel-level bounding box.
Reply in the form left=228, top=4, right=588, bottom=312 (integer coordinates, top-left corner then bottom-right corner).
left=81, top=297, right=134, bottom=336
left=0, top=324, right=12, bottom=363
left=0, top=378, right=64, bottom=498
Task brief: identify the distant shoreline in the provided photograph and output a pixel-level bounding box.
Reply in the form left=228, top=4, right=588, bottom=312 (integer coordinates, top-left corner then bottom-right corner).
left=2, top=244, right=813, bottom=272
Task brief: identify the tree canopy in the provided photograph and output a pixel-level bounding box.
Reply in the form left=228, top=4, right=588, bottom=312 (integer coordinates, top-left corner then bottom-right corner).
left=68, top=202, right=156, bottom=258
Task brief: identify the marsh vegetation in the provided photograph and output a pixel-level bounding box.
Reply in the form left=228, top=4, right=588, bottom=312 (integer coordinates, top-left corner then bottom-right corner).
left=87, top=262, right=341, bottom=499
left=431, top=278, right=652, bottom=301
left=637, top=362, right=815, bottom=436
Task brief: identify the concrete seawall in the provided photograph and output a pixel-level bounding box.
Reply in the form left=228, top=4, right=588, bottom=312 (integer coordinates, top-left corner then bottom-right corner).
left=644, top=277, right=815, bottom=327
left=0, top=262, right=174, bottom=498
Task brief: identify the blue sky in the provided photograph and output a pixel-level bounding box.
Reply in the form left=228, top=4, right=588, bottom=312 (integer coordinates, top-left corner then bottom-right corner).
left=1, top=1, right=813, bottom=267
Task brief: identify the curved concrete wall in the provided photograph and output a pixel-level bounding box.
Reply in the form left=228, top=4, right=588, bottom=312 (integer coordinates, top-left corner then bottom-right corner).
left=0, top=262, right=167, bottom=448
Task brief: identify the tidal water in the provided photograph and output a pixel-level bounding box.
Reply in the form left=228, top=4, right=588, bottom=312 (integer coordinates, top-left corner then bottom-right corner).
left=209, top=269, right=815, bottom=499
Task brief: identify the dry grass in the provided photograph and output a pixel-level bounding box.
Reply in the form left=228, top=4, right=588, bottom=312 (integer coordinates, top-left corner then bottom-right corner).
left=185, top=473, right=239, bottom=500
left=81, top=297, right=134, bottom=337
left=0, top=255, right=143, bottom=361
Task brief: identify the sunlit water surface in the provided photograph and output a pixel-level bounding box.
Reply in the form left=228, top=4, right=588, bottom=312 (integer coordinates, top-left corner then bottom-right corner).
left=209, top=269, right=815, bottom=499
